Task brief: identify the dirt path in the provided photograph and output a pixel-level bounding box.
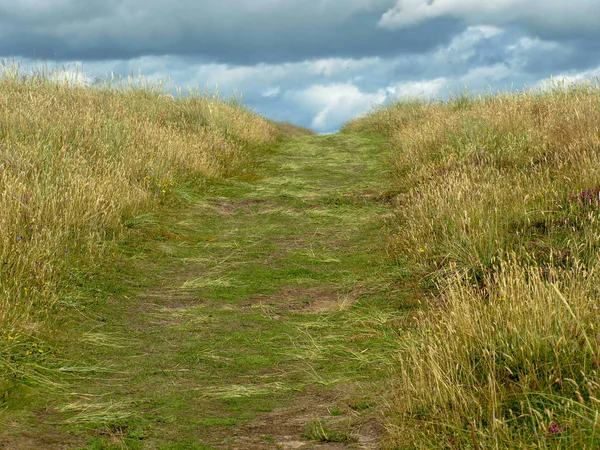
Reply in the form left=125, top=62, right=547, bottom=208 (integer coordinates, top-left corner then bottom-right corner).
left=2, top=133, right=408, bottom=449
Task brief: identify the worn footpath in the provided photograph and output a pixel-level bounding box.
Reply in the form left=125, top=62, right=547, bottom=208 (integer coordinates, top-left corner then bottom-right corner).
left=2, top=133, right=409, bottom=449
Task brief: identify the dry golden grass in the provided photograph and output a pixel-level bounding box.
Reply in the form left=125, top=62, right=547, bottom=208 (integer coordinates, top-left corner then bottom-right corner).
left=345, top=83, right=600, bottom=447
left=0, top=65, right=277, bottom=383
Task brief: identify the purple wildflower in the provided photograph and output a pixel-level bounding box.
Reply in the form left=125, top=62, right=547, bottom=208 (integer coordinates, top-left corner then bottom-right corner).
left=570, top=186, right=600, bottom=205
left=548, top=421, right=564, bottom=435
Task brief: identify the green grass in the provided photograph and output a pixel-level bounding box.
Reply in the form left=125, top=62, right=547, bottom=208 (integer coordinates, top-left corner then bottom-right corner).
left=0, top=123, right=405, bottom=448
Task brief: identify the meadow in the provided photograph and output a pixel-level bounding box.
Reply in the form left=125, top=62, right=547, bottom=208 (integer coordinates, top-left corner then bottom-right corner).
left=344, top=82, right=600, bottom=448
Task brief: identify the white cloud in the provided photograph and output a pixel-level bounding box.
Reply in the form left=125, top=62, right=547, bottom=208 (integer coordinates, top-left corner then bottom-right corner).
left=425, top=25, right=506, bottom=67
left=456, top=64, right=514, bottom=92
left=505, top=36, right=562, bottom=59
left=291, top=83, right=387, bottom=130
left=379, top=0, right=599, bottom=35
left=261, top=86, right=281, bottom=98
left=534, top=66, right=600, bottom=89
left=379, top=0, right=516, bottom=29
left=446, top=25, right=504, bottom=52
left=387, top=77, right=447, bottom=98
left=308, top=57, right=383, bottom=77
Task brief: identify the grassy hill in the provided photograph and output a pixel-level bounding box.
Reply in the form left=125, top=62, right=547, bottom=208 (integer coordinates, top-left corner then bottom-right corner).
left=344, top=83, right=600, bottom=448
left=0, top=67, right=314, bottom=395
left=2, top=64, right=600, bottom=448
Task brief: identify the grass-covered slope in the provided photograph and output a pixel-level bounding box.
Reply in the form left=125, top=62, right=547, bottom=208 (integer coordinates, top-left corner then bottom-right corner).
left=0, top=68, right=282, bottom=389
left=267, top=120, right=318, bottom=138
left=343, top=84, right=600, bottom=447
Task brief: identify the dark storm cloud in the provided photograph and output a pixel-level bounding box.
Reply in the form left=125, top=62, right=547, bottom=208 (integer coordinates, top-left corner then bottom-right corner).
left=518, top=42, right=600, bottom=75
left=0, top=0, right=463, bottom=64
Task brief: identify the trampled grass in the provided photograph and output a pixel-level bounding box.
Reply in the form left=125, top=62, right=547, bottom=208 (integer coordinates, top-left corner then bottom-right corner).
left=0, top=73, right=401, bottom=448
left=344, top=82, right=600, bottom=447
left=0, top=62, right=278, bottom=391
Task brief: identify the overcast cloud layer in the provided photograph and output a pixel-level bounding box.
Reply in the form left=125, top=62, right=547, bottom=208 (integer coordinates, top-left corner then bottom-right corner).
left=2, top=0, right=600, bottom=133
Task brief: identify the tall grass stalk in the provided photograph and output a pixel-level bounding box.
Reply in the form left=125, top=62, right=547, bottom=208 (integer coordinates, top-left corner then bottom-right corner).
left=345, top=82, right=600, bottom=447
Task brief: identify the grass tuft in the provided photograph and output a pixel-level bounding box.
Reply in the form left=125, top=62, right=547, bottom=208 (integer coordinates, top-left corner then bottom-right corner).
left=302, top=418, right=354, bottom=443
left=345, top=80, right=600, bottom=447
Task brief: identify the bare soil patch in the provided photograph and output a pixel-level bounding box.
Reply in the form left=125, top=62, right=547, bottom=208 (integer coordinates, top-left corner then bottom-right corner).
left=245, top=285, right=358, bottom=314
left=226, top=387, right=384, bottom=449
left=0, top=412, right=84, bottom=450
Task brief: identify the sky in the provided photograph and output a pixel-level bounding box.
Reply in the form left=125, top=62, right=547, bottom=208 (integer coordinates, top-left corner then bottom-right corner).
left=1, top=0, right=600, bottom=134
